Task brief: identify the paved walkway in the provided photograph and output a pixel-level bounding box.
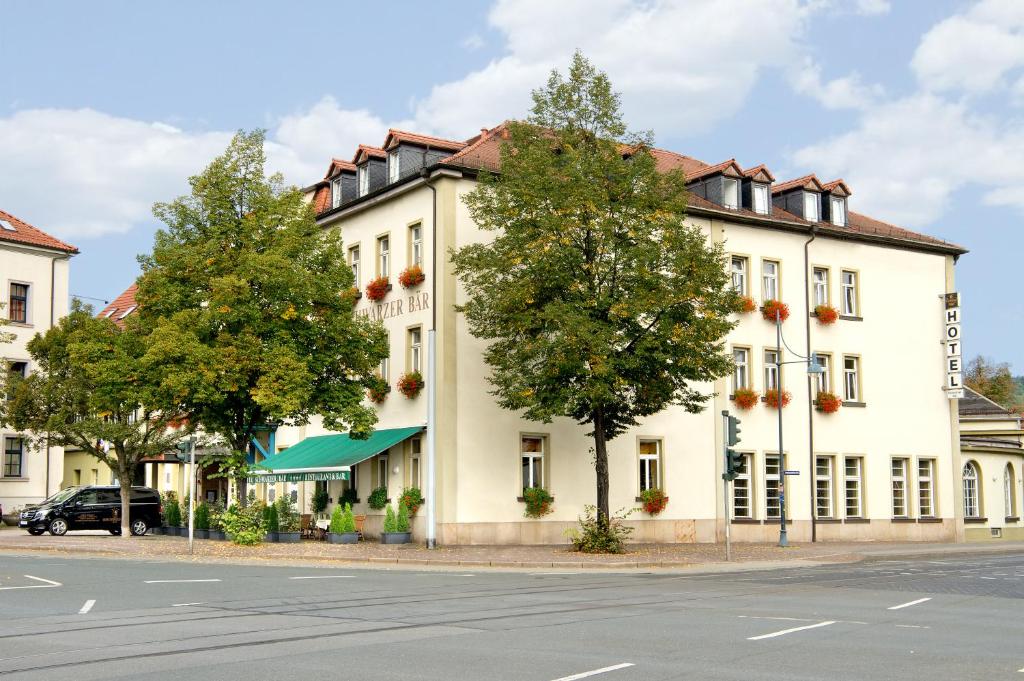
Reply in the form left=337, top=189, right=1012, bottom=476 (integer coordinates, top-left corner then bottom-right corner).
left=1, top=526, right=1021, bottom=571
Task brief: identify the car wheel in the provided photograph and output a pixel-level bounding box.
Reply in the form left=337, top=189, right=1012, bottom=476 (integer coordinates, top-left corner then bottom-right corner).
left=48, top=518, right=68, bottom=536
left=28, top=529, right=44, bottom=536
left=130, top=519, right=148, bottom=536
left=109, top=529, right=121, bottom=536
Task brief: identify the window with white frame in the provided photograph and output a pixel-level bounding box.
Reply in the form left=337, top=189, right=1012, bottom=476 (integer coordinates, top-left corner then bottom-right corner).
left=1005, top=463, right=1016, bottom=518
left=843, top=356, right=860, bottom=402
left=349, top=245, right=361, bottom=288
left=377, top=454, right=389, bottom=495
left=9, top=283, right=28, bottom=324
left=891, top=458, right=909, bottom=518
left=732, top=453, right=752, bottom=518
left=733, top=348, right=749, bottom=391
left=521, top=436, right=545, bottom=492
left=357, top=165, right=369, bottom=196
left=812, top=268, right=828, bottom=306
left=816, top=456, right=835, bottom=519
left=753, top=184, right=769, bottom=215
left=379, top=332, right=389, bottom=381
left=804, top=192, right=819, bottom=222
left=841, top=270, right=858, bottom=316
left=3, top=437, right=23, bottom=477
left=765, top=454, right=783, bottom=519
left=722, top=178, right=739, bottom=209
left=409, top=327, right=422, bottom=373
left=638, top=440, right=661, bottom=493
left=919, top=458, right=935, bottom=518
left=764, top=350, right=779, bottom=391
left=762, top=260, right=779, bottom=301
left=388, top=150, right=400, bottom=183
left=815, top=354, right=831, bottom=396
left=830, top=197, right=846, bottom=226
left=411, top=223, right=423, bottom=267
left=963, top=461, right=980, bottom=518
left=377, top=235, right=390, bottom=278
left=844, top=457, right=863, bottom=518
left=409, top=438, right=422, bottom=488
left=332, top=177, right=343, bottom=208
left=730, top=256, right=747, bottom=294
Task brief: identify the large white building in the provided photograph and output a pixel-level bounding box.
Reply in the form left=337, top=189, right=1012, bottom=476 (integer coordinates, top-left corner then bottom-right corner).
left=0, top=209, right=77, bottom=511
left=245, top=122, right=977, bottom=545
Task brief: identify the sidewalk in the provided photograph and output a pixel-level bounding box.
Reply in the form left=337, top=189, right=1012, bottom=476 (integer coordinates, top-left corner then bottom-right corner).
left=0, top=526, right=1020, bottom=572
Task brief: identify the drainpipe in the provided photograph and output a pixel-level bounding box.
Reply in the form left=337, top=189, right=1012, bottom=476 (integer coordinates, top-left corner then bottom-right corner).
left=804, top=226, right=817, bottom=542
left=421, top=168, right=438, bottom=549
left=44, top=256, right=60, bottom=496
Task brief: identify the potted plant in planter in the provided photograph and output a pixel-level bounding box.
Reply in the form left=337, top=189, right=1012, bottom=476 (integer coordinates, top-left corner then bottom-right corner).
left=263, top=503, right=279, bottom=542
left=222, top=502, right=265, bottom=545
left=367, top=376, right=390, bottom=404
left=522, top=486, right=553, bottom=518
left=328, top=503, right=359, bottom=544
left=761, top=299, right=789, bottom=322
left=275, top=496, right=302, bottom=543
left=639, top=488, right=668, bottom=515
left=764, top=388, right=792, bottom=409
left=366, top=276, right=390, bottom=302
left=738, top=296, right=757, bottom=314
left=814, top=304, right=839, bottom=325
left=816, top=391, right=842, bottom=413
left=399, top=487, right=423, bottom=516
left=194, top=502, right=210, bottom=539
left=397, top=371, right=424, bottom=399
left=380, top=501, right=412, bottom=544
left=208, top=502, right=227, bottom=540
left=398, top=264, right=426, bottom=289
left=165, top=497, right=182, bottom=536
left=368, top=486, right=388, bottom=510
left=732, top=388, right=759, bottom=411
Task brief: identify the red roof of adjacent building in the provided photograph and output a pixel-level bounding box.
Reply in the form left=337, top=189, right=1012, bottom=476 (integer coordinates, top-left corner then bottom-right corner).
left=684, top=158, right=744, bottom=182
left=96, top=283, right=139, bottom=327
left=383, top=129, right=466, bottom=152
left=352, top=145, right=386, bottom=164
left=0, top=209, right=79, bottom=254
left=772, top=174, right=825, bottom=194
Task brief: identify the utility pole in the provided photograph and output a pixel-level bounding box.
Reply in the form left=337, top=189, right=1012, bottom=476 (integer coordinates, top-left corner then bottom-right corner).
left=722, top=410, right=731, bottom=562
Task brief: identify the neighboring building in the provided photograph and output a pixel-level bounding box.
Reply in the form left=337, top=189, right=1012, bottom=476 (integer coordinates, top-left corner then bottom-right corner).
left=0, top=209, right=77, bottom=510
left=958, top=387, right=1024, bottom=540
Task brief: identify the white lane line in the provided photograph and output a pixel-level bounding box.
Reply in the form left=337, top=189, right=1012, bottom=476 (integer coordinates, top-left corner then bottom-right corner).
left=288, top=575, right=356, bottom=580
left=896, top=624, right=930, bottom=629
left=550, top=662, right=635, bottom=681
left=747, top=620, right=836, bottom=641
left=78, top=600, right=95, bottom=614
left=144, top=579, right=221, bottom=584
left=738, top=615, right=815, bottom=622
left=888, top=597, right=932, bottom=610
left=0, top=575, right=62, bottom=591
left=171, top=602, right=205, bottom=607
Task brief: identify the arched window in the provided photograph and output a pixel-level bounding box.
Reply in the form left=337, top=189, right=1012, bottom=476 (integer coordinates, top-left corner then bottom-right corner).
left=963, top=461, right=980, bottom=519
left=1005, top=464, right=1016, bottom=519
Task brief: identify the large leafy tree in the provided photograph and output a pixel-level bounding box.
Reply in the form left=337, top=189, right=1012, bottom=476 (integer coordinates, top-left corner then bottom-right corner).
left=452, top=53, right=740, bottom=524
left=966, top=355, right=1024, bottom=411
left=137, top=130, right=387, bottom=502
left=0, top=303, right=186, bottom=537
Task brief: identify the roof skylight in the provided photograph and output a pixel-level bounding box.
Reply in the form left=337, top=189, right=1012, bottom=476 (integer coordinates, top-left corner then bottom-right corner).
left=0, top=219, right=15, bottom=232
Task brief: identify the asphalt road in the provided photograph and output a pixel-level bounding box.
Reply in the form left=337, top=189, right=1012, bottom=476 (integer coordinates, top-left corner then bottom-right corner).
left=0, top=551, right=1021, bottom=680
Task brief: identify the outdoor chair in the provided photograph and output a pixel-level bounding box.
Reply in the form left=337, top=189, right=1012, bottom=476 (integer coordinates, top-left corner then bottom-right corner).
left=300, top=514, right=314, bottom=539
left=354, top=514, right=366, bottom=541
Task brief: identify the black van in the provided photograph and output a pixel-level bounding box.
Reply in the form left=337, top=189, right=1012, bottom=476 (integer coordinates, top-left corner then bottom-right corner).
left=19, top=486, right=160, bottom=536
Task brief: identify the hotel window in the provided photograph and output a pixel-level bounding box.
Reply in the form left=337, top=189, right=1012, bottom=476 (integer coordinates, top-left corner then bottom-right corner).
left=814, top=354, right=831, bottom=396
left=765, top=454, right=783, bottom=519
left=732, top=453, right=752, bottom=519
left=753, top=184, right=769, bottom=215
left=1004, top=463, right=1016, bottom=518
left=409, top=438, right=422, bottom=488
left=844, top=457, right=863, bottom=518
left=408, top=327, right=422, bottom=373
left=764, top=350, right=779, bottom=391
left=732, top=348, right=750, bottom=393
left=963, top=461, right=980, bottom=518
left=357, top=165, right=369, bottom=197
left=376, top=454, right=389, bottom=495
left=410, top=223, right=423, bottom=267
left=919, top=458, right=936, bottom=518
left=891, top=458, right=909, bottom=518
left=3, top=437, right=23, bottom=478
left=830, top=197, right=846, bottom=226
left=843, top=356, right=860, bottom=402
left=815, top=456, right=835, bottom=519
left=379, top=332, right=390, bottom=381
left=722, top=177, right=739, bottom=209
left=804, top=192, right=819, bottom=222
left=521, top=436, right=545, bottom=492
left=730, top=256, right=747, bottom=294
left=841, top=270, right=858, bottom=316
left=9, top=283, right=28, bottom=324
left=377, top=235, right=390, bottom=278
left=388, top=150, right=400, bottom=183
left=349, top=245, right=361, bottom=288
left=638, top=440, right=661, bottom=493
left=762, top=260, right=779, bottom=301
left=331, top=177, right=343, bottom=208
left=812, top=268, right=828, bottom=306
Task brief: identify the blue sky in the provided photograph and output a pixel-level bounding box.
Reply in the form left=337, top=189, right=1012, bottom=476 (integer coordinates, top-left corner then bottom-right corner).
left=1, top=0, right=1020, bottom=371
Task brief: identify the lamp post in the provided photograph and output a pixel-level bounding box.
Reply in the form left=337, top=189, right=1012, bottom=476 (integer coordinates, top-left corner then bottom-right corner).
left=773, top=310, right=824, bottom=548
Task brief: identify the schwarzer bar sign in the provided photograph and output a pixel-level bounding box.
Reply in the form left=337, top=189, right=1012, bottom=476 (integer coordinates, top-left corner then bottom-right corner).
left=944, top=292, right=963, bottom=399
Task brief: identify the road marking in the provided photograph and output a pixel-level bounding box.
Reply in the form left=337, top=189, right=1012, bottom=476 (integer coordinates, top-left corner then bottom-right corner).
left=896, top=624, right=930, bottom=629
left=78, top=600, right=95, bottom=614
left=171, top=602, right=205, bottom=607
left=0, top=575, right=62, bottom=591
left=738, top=615, right=815, bottom=622
left=747, top=620, right=836, bottom=641
left=144, top=579, right=222, bottom=584
left=550, top=662, right=635, bottom=681
left=979, top=576, right=998, bottom=580
left=888, top=597, right=932, bottom=610
left=288, top=575, right=356, bottom=580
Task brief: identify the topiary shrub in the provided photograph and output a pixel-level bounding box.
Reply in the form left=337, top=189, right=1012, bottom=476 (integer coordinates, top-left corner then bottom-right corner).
left=396, top=500, right=410, bottom=533
left=165, top=498, right=182, bottom=528
left=329, top=504, right=345, bottom=534
left=383, top=504, right=398, bottom=533
left=341, top=503, right=356, bottom=533
left=195, top=502, right=210, bottom=530
left=264, top=504, right=279, bottom=533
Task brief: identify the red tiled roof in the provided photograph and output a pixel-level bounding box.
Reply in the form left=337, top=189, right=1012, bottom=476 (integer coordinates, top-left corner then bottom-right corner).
left=383, top=129, right=466, bottom=153
left=440, top=123, right=509, bottom=173
left=0, top=209, right=78, bottom=254
left=324, top=158, right=356, bottom=179
left=743, top=164, right=776, bottom=182
left=96, top=283, right=138, bottom=327
left=311, top=183, right=331, bottom=214
left=684, top=158, right=743, bottom=182
left=352, top=145, right=386, bottom=164
left=821, top=178, right=852, bottom=195
left=772, top=174, right=824, bottom=194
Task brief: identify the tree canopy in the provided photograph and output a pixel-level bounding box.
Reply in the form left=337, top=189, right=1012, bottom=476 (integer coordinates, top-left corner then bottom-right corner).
left=966, top=355, right=1024, bottom=412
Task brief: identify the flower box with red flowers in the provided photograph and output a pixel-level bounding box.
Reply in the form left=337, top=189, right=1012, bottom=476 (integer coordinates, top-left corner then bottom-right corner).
left=639, top=488, right=668, bottom=516
left=367, top=377, right=390, bottom=404
left=761, top=299, right=789, bottom=322
left=398, top=264, right=425, bottom=289
left=739, top=295, right=757, bottom=314
left=397, top=371, right=424, bottom=399
left=345, top=286, right=361, bottom=307
left=764, top=389, right=792, bottom=409
left=814, top=304, right=839, bottom=325
left=732, top=388, right=760, bottom=410
left=366, top=276, right=390, bottom=302
left=815, top=391, right=842, bottom=413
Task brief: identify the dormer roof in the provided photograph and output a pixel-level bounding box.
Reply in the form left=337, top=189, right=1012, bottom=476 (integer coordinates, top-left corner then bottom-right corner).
left=96, top=283, right=139, bottom=328
left=822, top=179, right=852, bottom=197
left=382, top=129, right=466, bottom=153
left=743, top=164, right=776, bottom=183
left=352, top=145, right=386, bottom=165
left=772, top=174, right=825, bottom=194
left=685, top=158, right=744, bottom=183
left=324, top=158, right=356, bottom=180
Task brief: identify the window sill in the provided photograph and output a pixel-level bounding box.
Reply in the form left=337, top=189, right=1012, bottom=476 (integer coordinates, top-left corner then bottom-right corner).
left=517, top=496, right=554, bottom=503
left=844, top=517, right=870, bottom=524
left=891, top=517, right=915, bottom=523
left=815, top=518, right=842, bottom=524
left=918, top=517, right=943, bottom=523
left=964, top=517, right=988, bottom=524
left=730, top=518, right=760, bottom=524
left=838, top=315, right=862, bottom=322
left=763, top=519, right=793, bottom=525
left=7, top=322, right=32, bottom=329
left=0, top=476, right=29, bottom=482
left=1005, top=516, right=1020, bottom=523
left=338, top=498, right=361, bottom=504
left=842, top=401, right=866, bottom=408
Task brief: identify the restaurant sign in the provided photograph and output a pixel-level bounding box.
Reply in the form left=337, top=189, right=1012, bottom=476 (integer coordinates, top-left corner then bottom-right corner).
left=246, top=471, right=350, bottom=484
left=943, top=292, right=963, bottom=400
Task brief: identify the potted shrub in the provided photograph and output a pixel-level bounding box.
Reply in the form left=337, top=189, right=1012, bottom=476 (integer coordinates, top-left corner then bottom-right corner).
left=165, top=497, right=182, bottom=537
left=194, top=502, right=210, bottom=539
left=815, top=304, right=839, bottom=325
left=208, top=502, right=227, bottom=540
left=522, top=487, right=553, bottom=518
left=380, top=501, right=412, bottom=544
left=399, top=487, right=424, bottom=516
left=764, top=389, right=792, bottom=409
left=222, top=502, right=266, bottom=545
left=263, top=504, right=279, bottom=542
left=738, top=296, right=757, bottom=314
left=761, top=299, right=789, bottom=323
left=397, top=372, right=424, bottom=399
left=368, top=486, right=389, bottom=510
left=816, top=391, right=842, bottom=413
left=2, top=506, right=21, bottom=527
left=398, top=264, right=426, bottom=289
left=275, top=497, right=302, bottom=543
left=367, top=376, right=390, bottom=404
left=328, top=503, right=359, bottom=544
left=366, top=276, right=390, bottom=302
left=732, top=388, right=759, bottom=411
left=639, top=488, right=668, bottom=515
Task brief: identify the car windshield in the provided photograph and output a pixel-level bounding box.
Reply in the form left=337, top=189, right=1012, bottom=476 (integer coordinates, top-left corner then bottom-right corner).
left=40, top=487, right=80, bottom=505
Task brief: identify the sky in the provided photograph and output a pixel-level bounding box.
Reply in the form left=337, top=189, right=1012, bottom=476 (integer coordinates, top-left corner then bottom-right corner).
left=1, top=0, right=1021, bottom=371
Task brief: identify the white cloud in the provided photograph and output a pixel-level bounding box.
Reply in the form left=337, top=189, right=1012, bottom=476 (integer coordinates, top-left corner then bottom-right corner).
left=790, top=57, right=884, bottom=109
left=461, top=34, right=485, bottom=51
left=854, top=0, right=890, bottom=15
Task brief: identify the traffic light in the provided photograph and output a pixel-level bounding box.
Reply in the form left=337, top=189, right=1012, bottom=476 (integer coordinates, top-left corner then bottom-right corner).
left=727, top=415, right=741, bottom=447
left=723, top=415, right=743, bottom=481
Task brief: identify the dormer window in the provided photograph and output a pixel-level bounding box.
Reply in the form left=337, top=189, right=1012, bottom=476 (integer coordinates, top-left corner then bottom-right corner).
left=722, top=178, right=739, bottom=209
left=331, top=177, right=343, bottom=208
left=830, top=196, right=846, bottom=226
left=388, top=150, right=400, bottom=183
left=803, top=192, right=819, bottom=222
left=753, top=184, right=769, bottom=215
left=357, top=166, right=369, bottom=197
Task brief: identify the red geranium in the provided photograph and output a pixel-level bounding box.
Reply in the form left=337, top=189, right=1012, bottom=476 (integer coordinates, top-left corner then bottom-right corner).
left=739, top=296, right=757, bottom=313
left=764, top=389, right=792, bottom=409
left=398, top=265, right=426, bottom=289
left=397, top=371, right=424, bottom=399
left=733, top=388, right=760, bottom=410
left=639, top=488, right=668, bottom=515
left=816, top=391, right=842, bottom=413
left=367, top=378, right=390, bottom=404
left=761, top=299, right=790, bottom=322
left=366, top=276, right=390, bottom=302
left=815, top=304, right=839, bottom=325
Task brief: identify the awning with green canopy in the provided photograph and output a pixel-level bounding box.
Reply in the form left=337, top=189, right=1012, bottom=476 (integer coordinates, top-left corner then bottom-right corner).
left=246, top=426, right=423, bottom=484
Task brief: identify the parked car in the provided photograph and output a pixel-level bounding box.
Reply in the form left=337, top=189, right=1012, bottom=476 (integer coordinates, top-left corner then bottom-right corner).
left=19, top=486, right=160, bottom=536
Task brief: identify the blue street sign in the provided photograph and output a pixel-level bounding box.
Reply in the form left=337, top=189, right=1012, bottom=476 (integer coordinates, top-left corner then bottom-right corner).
left=783, top=470, right=801, bottom=476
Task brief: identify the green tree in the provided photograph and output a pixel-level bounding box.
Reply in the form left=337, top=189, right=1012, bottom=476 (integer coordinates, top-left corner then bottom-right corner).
left=0, top=303, right=186, bottom=537
left=451, top=53, right=739, bottom=525
left=966, top=356, right=1023, bottom=409
left=136, top=131, right=388, bottom=503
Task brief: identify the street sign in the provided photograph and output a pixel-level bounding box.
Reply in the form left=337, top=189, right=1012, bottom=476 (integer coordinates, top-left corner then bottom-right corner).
left=783, top=470, right=800, bottom=476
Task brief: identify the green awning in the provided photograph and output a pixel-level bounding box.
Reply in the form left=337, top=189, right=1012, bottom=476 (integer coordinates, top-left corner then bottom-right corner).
left=246, top=426, right=423, bottom=484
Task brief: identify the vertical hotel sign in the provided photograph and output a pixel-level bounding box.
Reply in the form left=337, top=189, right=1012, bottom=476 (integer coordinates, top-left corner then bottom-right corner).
left=944, top=292, right=964, bottom=399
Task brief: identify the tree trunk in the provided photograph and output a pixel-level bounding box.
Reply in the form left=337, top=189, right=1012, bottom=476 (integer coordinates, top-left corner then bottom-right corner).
left=118, top=459, right=132, bottom=538
left=593, top=408, right=610, bottom=525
